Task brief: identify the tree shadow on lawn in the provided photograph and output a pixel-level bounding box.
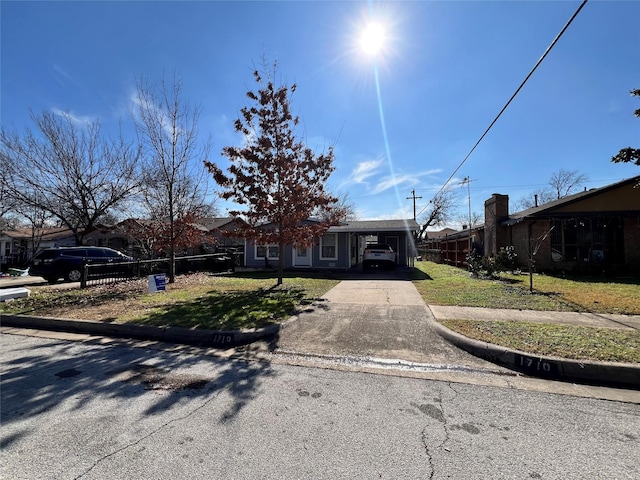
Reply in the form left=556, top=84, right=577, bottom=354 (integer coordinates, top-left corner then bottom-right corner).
left=544, top=273, right=640, bottom=286
left=131, top=286, right=318, bottom=330
left=410, top=268, right=432, bottom=281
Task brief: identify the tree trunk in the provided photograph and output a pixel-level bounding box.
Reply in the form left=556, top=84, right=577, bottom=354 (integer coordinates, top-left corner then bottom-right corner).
left=169, top=248, right=176, bottom=284
left=277, top=242, right=284, bottom=286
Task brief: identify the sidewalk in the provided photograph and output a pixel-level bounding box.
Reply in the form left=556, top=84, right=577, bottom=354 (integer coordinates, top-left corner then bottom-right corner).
left=0, top=275, right=48, bottom=288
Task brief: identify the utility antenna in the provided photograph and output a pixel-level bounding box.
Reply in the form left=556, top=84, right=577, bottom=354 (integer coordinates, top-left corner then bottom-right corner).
left=406, top=189, right=423, bottom=220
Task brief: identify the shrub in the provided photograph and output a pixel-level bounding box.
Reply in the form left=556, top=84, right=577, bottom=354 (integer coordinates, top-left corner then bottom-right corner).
left=467, top=246, right=517, bottom=278
left=495, top=246, right=518, bottom=273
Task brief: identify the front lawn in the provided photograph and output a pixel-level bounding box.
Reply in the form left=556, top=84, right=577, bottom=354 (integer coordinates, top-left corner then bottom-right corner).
left=411, top=261, right=640, bottom=315
left=413, top=261, right=640, bottom=362
left=0, top=272, right=341, bottom=330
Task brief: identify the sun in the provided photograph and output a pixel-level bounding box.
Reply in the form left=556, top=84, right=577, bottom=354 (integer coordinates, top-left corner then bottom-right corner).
left=360, top=22, right=386, bottom=56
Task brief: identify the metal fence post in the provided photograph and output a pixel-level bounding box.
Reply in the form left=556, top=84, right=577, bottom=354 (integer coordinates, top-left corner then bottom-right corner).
left=81, top=264, right=88, bottom=289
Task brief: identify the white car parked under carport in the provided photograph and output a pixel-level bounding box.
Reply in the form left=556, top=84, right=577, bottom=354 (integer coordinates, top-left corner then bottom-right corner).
left=362, top=243, right=396, bottom=270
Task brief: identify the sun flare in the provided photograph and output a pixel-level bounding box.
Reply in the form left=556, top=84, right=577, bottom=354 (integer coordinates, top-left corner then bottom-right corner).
left=360, top=22, right=386, bottom=56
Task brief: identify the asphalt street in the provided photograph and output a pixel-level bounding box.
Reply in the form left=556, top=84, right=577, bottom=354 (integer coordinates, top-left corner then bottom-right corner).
left=2, top=333, right=639, bottom=480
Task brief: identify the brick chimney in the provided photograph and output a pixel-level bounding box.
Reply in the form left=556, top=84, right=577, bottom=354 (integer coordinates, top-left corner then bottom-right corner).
left=484, top=194, right=509, bottom=257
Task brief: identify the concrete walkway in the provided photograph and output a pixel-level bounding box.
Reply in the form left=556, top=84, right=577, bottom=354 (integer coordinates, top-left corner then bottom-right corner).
left=275, top=276, right=508, bottom=373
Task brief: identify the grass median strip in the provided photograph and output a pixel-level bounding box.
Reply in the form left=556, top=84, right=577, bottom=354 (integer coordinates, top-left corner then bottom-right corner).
left=440, top=319, right=640, bottom=363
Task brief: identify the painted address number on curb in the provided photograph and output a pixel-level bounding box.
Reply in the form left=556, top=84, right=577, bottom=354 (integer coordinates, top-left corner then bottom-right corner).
left=211, top=334, right=233, bottom=344
left=515, top=354, right=559, bottom=375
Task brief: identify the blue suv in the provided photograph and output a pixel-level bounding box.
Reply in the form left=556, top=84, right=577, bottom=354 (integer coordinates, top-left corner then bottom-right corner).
left=30, top=247, right=133, bottom=284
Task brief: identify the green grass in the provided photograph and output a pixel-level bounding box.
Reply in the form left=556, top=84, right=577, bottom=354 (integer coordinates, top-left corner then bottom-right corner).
left=413, top=261, right=640, bottom=363
left=411, top=261, right=640, bottom=314
left=441, top=319, right=640, bottom=363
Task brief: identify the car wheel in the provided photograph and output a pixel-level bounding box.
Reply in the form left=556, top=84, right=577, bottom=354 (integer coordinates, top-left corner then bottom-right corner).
left=66, top=268, right=82, bottom=282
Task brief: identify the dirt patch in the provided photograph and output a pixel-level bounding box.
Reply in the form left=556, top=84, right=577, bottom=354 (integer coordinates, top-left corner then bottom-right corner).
left=117, top=364, right=211, bottom=391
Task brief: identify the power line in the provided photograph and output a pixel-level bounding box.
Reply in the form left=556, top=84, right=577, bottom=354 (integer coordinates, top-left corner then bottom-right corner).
left=416, top=0, right=589, bottom=219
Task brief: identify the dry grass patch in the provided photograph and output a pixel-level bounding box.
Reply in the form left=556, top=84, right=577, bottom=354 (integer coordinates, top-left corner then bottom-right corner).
left=1, top=272, right=340, bottom=330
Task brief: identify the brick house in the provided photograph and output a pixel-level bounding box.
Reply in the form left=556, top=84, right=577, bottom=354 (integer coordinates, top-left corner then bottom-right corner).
left=491, top=175, right=640, bottom=274
left=423, top=175, right=640, bottom=275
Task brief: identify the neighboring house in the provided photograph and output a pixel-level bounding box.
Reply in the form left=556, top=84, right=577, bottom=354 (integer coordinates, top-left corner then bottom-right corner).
left=202, top=217, right=248, bottom=247
left=423, top=175, right=640, bottom=275
left=421, top=227, right=481, bottom=267
left=83, top=222, right=135, bottom=252
left=244, top=219, right=419, bottom=270
left=83, top=217, right=248, bottom=258
left=425, top=228, right=458, bottom=240
left=0, top=227, right=76, bottom=268
left=490, top=175, right=640, bottom=275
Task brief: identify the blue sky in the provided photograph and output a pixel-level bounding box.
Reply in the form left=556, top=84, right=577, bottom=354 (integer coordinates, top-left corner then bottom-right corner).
left=2, top=1, right=639, bottom=228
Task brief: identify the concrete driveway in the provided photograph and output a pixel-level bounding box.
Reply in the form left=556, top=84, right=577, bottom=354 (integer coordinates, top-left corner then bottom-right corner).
left=274, top=269, right=508, bottom=373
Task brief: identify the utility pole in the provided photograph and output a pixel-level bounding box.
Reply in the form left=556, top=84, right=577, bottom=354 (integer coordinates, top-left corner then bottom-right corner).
left=406, top=189, right=422, bottom=220
left=460, top=177, right=475, bottom=270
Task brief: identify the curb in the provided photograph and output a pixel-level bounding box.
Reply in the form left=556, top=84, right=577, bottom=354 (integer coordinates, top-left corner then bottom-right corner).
left=0, top=314, right=280, bottom=349
left=427, top=316, right=640, bottom=390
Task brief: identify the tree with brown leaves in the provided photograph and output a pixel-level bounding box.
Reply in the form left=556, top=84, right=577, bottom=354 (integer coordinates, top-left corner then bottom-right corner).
left=206, top=62, right=338, bottom=285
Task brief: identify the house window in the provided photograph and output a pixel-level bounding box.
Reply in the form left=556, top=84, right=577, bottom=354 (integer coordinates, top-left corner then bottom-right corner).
left=320, top=233, right=337, bottom=260
left=256, top=244, right=279, bottom=259
left=551, top=217, right=624, bottom=264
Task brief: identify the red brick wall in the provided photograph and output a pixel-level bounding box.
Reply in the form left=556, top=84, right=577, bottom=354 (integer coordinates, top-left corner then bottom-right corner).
left=506, top=220, right=553, bottom=272
left=484, top=194, right=509, bottom=256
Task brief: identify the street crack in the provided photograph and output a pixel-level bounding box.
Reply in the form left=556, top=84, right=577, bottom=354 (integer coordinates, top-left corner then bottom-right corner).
left=74, top=388, right=221, bottom=479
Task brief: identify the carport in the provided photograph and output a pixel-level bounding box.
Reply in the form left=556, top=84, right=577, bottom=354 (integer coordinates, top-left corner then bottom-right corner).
left=327, top=219, right=419, bottom=268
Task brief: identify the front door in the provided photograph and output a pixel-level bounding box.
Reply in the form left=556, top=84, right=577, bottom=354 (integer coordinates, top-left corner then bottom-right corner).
left=294, top=246, right=312, bottom=267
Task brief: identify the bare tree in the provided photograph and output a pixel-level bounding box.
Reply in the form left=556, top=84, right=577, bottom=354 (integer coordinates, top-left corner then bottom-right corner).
left=133, top=74, right=213, bottom=283
left=514, top=187, right=556, bottom=212
left=454, top=211, right=482, bottom=230
left=0, top=167, right=19, bottom=231
left=526, top=225, right=554, bottom=292
left=314, top=190, right=358, bottom=223
left=14, top=202, right=55, bottom=262
left=417, top=187, right=459, bottom=239
left=1, top=111, right=142, bottom=245
left=206, top=61, right=338, bottom=285
left=515, top=169, right=588, bottom=211
left=549, top=169, right=588, bottom=199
